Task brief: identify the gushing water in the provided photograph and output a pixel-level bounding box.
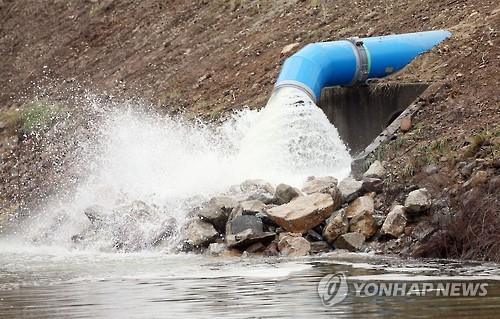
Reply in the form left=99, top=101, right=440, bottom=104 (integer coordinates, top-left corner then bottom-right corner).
left=1, top=87, right=351, bottom=252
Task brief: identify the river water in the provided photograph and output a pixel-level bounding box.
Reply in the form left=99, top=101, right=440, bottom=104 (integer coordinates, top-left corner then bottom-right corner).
left=1, top=87, right=499, bottom=317
left=1, top=249, right=500, bottom=318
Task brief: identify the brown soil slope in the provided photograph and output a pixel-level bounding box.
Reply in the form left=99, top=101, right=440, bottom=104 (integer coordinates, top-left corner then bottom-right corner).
left=0, top=0, right=499, bottom=258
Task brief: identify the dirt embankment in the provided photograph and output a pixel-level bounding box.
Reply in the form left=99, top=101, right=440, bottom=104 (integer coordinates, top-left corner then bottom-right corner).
left=0, top=0, right=498, bottom=259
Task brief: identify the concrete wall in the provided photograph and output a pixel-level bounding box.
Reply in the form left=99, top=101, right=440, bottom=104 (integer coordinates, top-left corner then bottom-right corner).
left=319, top=83, right=428, bottom=155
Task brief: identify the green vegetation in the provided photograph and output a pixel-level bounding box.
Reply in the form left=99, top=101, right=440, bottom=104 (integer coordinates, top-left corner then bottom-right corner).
left=20, top=100, right=63, bottom=134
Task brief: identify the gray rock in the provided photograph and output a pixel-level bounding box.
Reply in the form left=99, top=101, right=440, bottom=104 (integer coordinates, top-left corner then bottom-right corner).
left=84, top=205, right=106, bottom=226
left=422, top=164, right=439, bottom=175
left=236, top=200, right=266, bottom=216
left=198, top=196, right=238, bottom=233
left=301, top=176, right=338, bottom=194
left=228, top=215, right=263, bottom=235
left=334, top=232, right=366, bottom=251
left=381, top=205, right=407, bottom=237
left=278, top=235, right=311, bottom=257
left=306, top=229, right=323, bottom=241
left=460, top=162, right=476, bottom=177
left=274, top=183, right=302, bottom=204
left=265, top=193, right=335, bottom=233
left=226, top=229, right=276, bottom=249
left=345, top=195, right=374, bottom=218
left=338, top=177, right=363, bottom=203
left=322, top=209, right=348, bottom=244
left=361, top=177, right=384, bottom=193
left=404, top=188, right=431, bottom=214
left=207, top=243, right=227, bottom=256
left=186, top=219, right=219, bottom=247
left=240, top=179, right=275, bottom=194
left=310, top=241, right=331, bottom=253
left=363, top=160, right=385, bottom=178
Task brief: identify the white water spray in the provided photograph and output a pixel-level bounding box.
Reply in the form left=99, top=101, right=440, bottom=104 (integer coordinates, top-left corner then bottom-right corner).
left=2, top=87, right=351, bottom=252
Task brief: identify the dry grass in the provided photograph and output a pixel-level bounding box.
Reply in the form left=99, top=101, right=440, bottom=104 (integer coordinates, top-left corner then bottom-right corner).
left=413, top=186, right=500, bottom=262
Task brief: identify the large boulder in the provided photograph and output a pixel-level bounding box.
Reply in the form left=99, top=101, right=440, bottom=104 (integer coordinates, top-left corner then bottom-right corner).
left=334, top=232, right=366, bottom=251
left=278, top=234, right=311, bottom=257
left=265, top=193, right=335, bottom=233
left=404, top=188, right=431, bottom=214
left=345, top=196, right=374, bottom=218
left=363, top=160, right=385, bottom=178
left=273, top=183, right=302, bottom=205
left=198, top=196, right=238, bottom=233
left=185, top=219, right=219, bottom=247
left=301, top=176, right=338, bottom=194
left=349, top=210, right=378, bottom=238
left=338, top=177, right=363, bottom=203
left=322, top=209, right=348, bottom=244
left=381, top=205, right=407, bottom=237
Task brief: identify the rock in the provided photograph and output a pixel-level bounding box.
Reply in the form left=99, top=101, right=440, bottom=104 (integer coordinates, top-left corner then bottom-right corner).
left=363, top=160, right=385, bottom=178
left=207, top=243, right=227, bottom=256
left=404, top=188, right=431, bottom=214
left=301, top=176, right=338, bottom=194
left=226, top=229, right=276, bottom=250
left=306, top=229, right=323, bottom=241
left=186, top=219, right=219, bottom=247
left=349, top=210, right=378, bottom=238
left=463, top=170, right=489, bottom=188
left=263, top=242, right=279, bottom=256
left=310, top=241, right=331, bottom=253
left=334, top=232, right=365, bottom=251
left=345, top=196, right=374, bottom=218
left=361, top=177, right=384, bottom=193
left=381, top=205, right=407, bottom=237
left=400, top=116, right=412, bottom=132
left=84, top=205, right=105, bottom=226
left=460, top=162, right=476, bottom=177
left=338, top=177, right=362, bottom=203
left=265, top=193, right=335, bottom=233
left=227, top=215, right=263, bottom=235
left=281, top=42, right=300, bottom=55
left=235, top=200, right=266, bottom=216
left=150, top=217, right=177, bottom=246
left=322, top=209, right=348, bottom=244
left=245, top=242, right=266, bottom=253
left=274, top=183, right=302, bottom=205
left=422, top=164, right=439, bottom=175
left=278, top=235, right=311, bottom=257
left=488, top=176, right=500, bottom=194
left=198, top=196, right=238, bottom=233
left=240, top=179, right=275, bottom=194
left=231, top=179, right=276, bottom=204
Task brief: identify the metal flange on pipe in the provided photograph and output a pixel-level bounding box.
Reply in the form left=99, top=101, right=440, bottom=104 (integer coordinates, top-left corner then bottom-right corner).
left=274, top=30, right=451, bottom=102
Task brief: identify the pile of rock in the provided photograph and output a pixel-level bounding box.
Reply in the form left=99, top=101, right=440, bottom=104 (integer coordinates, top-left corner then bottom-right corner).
left=183, top=161, right=434, bottom=257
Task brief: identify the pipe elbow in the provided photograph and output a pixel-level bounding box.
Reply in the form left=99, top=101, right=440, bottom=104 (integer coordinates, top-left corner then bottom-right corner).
left=274, top=30, right=451, bottom=103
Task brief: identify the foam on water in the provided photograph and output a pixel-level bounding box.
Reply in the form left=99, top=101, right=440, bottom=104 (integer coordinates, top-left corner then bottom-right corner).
left=1, top=87, right=351, bottom=252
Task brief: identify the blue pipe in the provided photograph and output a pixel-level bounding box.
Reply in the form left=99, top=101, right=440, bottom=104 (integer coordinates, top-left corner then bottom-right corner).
left=275, top=30, right=451, bottom=102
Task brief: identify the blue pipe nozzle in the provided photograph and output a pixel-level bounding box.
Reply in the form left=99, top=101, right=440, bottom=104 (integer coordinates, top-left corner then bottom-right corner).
left=275, top=30, right=451, bottom=102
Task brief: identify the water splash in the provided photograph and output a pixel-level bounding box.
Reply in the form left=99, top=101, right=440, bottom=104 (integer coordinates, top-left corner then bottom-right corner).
left=2, top=87, right=351, bottom=252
